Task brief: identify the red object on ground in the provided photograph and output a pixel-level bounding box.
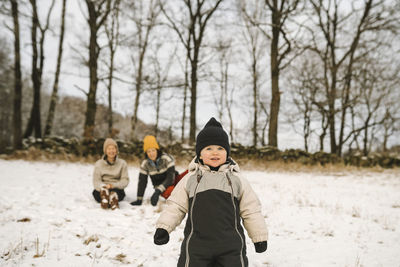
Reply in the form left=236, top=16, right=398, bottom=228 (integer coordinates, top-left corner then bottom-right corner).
left=161, top=169, right=189, bottom=199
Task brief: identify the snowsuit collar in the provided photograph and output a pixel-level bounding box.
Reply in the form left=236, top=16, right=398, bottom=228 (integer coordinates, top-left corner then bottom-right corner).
left=188, top=156, right=240, bottom=176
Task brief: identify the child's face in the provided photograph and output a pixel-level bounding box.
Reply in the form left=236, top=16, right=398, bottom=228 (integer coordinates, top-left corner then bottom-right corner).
left=146, top=148, right=158, bottom=161
left=106, top=145, right=117, bottom=160
left=200, top=145, right=227, bottom=168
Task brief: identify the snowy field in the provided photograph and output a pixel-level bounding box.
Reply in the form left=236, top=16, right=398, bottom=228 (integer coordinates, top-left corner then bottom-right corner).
left=0, top=159, right=399, bottom=267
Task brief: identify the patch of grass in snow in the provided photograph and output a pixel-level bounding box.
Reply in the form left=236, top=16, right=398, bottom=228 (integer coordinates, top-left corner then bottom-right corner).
left=353, top=255, right=363, bottom=267
left=83, top=235, right=99, bottom=245
left=33, top=236, right=49, bottom=258
left=16, top=217, right=31, bottom=222
left=351, top=207, right=361, bottom=218
left=1, top=238, right=26, bottom=261
left=114, top=253, right=130, bottom=264
left=376, top=216, right=396, bottom=231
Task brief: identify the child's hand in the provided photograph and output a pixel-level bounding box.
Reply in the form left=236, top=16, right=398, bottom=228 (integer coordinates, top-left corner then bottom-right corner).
left=154, top=228, right=169, bottom=245
left=105, top=184, right=113, bottom=189
left=254, top=241, right=267, bottom=253
left=151, top=189, right=161, bottom=206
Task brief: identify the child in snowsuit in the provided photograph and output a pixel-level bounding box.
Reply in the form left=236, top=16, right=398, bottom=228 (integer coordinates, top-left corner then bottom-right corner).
left=130, top=135, right=176, bottom=206
left=92, top=138, right=129, bottom=210
left=154, top=118, right=268, bottom=267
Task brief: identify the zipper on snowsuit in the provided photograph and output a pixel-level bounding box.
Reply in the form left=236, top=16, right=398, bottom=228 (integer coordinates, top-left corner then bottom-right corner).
left=184, top=172, right=202, bottom=267
left=225, top=172, right=245, bottom=267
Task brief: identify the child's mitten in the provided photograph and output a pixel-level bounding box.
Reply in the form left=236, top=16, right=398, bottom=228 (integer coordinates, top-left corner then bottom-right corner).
left=154, top=228, right=169, bottom=245
left=151, top=189, right=162, bottom=206
left=130, top=199, right=142, bottom=206
left=254, top=241, right=268, bottom=253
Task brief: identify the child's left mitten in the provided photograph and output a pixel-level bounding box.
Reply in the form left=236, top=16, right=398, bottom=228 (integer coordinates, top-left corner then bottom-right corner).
left=154, top=228, right=169, bottom=245
left=254, top=241, right=268, bottom=253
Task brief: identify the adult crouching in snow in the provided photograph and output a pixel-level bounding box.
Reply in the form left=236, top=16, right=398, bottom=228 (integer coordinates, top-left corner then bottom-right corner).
left=153, top=117, right=268, bottom=267
left=92, top=138, right=129, bottom=210
left=130, top=135, right=175, bottom=206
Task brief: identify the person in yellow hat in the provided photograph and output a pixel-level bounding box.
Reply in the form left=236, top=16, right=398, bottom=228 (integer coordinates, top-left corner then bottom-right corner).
left=130, top=135, right=176, bottom=206
left=92, top=138, right=129, bottom=210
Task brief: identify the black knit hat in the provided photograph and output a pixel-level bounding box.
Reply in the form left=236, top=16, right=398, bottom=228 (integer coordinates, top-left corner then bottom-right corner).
left=196, top=117, right=230, bottom=157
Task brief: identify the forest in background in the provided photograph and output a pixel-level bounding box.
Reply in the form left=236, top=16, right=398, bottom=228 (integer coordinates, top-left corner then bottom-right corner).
left=1, top=0, right=399, bottom=159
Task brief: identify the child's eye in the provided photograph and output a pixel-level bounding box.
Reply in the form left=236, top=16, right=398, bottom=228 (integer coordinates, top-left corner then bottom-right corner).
left=217, top=147, right=224, bottom=150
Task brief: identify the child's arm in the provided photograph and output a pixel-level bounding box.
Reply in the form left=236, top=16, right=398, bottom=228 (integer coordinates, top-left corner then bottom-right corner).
left=111, top=160, right=129, bottom=189
left=156, top=174, right=189, bottom=233
left=239, top=176, right=268, bottom=243
left=93, top=162, right=102, bottom=191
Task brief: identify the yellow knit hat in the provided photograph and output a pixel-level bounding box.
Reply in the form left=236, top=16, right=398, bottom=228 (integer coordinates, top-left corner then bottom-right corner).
left=143, top=135, right=159, bottom=152
left=103, top=138, right=118, bottom=154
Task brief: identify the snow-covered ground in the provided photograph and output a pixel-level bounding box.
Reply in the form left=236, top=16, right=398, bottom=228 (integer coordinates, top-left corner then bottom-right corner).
left=0, top=159, right=399, bottom=267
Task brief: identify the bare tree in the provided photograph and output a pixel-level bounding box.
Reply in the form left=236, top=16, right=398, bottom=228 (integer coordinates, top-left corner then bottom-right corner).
left=124, top=0, right=161, bottom=140
left=223, top=69, right=235, bottom=143
left=258, top=99, right=269, bottom=146
left=181, top=56, right=189, bottom=143
left=170, top=49, right=189, bottom=143
left=83, top=0, right=112, bottom=139
left=382, top=108, right=399, bottom=152
left=148, top=43, right=175, bottom=136
left=0, top=36, right=13, bottom=150
left=207, top=38, right=235, bottom=142
left=44, top=0, right=67, bottom=137
left=24, top=0, right=55, bottom=138
left=307, top=0, right=398, bottom=155
left=265, top=0, right=300, bottom=148
left=9, top=0, right=22, bottom=149
left=240, top=0, right=268, bottom=147
left=347, top=57, right=398, bottom=155
left=240, top=0, right=300, bottom=148
left=160, top=0, right=224, bottom=144
left=104, top=0, right=121, bottom=136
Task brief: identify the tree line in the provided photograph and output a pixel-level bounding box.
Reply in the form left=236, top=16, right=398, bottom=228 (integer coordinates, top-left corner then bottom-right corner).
left=1, top=0, right=399, bottom=157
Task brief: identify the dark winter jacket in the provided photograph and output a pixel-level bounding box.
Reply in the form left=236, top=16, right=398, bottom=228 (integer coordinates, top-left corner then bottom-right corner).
left=137, top=152, right=175, bottom=198
left=156, top=157, right=268, bottom=267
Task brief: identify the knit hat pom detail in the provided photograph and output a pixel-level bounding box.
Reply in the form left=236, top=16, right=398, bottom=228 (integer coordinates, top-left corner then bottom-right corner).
left=204, top=117, right=222, bottom=128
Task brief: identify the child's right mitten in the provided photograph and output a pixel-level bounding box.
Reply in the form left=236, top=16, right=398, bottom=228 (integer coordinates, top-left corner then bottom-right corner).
left=254, top=241, right=268, bottom=253
left=154, top=228, right=169, bottom=245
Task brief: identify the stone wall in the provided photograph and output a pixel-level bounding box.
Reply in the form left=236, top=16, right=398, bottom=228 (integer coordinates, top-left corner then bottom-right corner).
left=6, top=137, right=400, bottom=168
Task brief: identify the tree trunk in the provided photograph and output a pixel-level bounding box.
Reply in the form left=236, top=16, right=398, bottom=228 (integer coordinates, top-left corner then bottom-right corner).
left=223, top=64, right=234, bottom=142
left=181, top=60, right=188, bottom=143
left=84, top=3, right=98, bottom=138
left=83, top=0, right=111, bottom=139
left=11, top=0, right=22, bottom=149
left=189, top=54, right=198, bottom=144
left=131, top=61, right=143, bottom=139
left=44, top=0, right=66, bottom=137
left=84, top=20, right=98, bottom=138
left=155, top=87, right=161, bottom=136
left=268, top=9, right=280, bottom=148
left=107, top=54, right=114, bottom=136
left=25, top=0, right=41, bottom=138
left=252, top=53, right=258, bottom=147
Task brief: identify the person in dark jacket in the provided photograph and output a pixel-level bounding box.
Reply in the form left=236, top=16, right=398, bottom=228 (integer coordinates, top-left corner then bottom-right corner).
left=130, top=135, right=175, bottom=206
left=153, top=118, right=268, bottom=267
left=92, top=138, right=129, bottom=210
